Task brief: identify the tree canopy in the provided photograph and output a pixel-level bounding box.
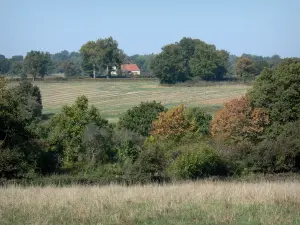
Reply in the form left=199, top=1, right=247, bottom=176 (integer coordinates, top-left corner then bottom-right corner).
left=250, top=58, right=300, bottom=126
left=24, top=51, right=52, bottom=80
left=151, top=37, right=229, bottom=84
left=80, top=37, right=125, bottom=78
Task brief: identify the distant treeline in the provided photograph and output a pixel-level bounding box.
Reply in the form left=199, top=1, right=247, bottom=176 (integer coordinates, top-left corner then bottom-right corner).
left=0, top=37, right=283, bottom=83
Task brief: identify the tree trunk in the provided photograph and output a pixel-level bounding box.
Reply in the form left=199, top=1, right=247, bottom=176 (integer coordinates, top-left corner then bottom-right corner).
left=93, top=64, right=96, bottom=79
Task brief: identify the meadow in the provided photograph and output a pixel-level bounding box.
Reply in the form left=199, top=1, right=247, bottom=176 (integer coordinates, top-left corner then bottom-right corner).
left=34, top=80, right=250, bottom=122
left=1, top=181, right=300, bottom=225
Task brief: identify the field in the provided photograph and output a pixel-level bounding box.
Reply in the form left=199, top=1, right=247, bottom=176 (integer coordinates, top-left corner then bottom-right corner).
left=33, top=80, right=250, bottom=122
left=1, top=181, right=300, bottom=225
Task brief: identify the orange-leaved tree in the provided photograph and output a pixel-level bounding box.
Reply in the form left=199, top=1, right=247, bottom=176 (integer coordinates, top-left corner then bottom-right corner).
left=151, top=104, right=193, bottom=139
left=210, top=96, right=269, bottom=142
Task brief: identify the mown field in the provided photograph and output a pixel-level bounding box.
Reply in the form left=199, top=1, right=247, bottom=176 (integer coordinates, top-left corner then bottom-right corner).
left=32, top=80, right=250, bottom=122
left=1, top=181, right=300, bottom=225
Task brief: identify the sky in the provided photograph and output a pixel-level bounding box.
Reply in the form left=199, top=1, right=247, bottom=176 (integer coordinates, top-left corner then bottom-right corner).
left=1, top=0, right=300, bottom=58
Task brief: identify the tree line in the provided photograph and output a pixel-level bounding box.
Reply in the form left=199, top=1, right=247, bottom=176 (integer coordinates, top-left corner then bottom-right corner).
left=1, top=58, right=299, bottom=184
left=0, top=37, right=283, bottom=82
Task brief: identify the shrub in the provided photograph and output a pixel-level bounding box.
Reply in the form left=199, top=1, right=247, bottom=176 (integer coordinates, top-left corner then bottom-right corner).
left=129, top=145, right=168, bottom=184
left=118, top=101, right=166, bottom=136
left=253, top=120, right=300, bottom=173
left=168, top=143, right=229, bottom=179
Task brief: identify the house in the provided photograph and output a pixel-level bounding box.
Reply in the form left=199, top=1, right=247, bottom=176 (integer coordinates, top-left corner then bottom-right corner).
left=121, top=64, right=141, bottom=76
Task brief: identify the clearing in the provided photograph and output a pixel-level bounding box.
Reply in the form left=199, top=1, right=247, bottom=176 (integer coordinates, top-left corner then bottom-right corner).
left=34, top=80, right=250, bottom=122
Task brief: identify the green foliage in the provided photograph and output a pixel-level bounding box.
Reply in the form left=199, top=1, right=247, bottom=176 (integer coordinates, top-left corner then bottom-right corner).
left=50, top=50, right=82, bottom=75
left=190, top=44, right=229, bottom=80
left=250, top=58, right=300, bottom=125
left=254, top=120, right=300, bottom=173
left=151, top=37, right=229, bottom=84
left=113, top=129, right=144, bottom=163
left=46, top=96, right=109, bottom=169
left=168, top=143, right=229, bottom=179
left=129, top=54, right=155, bottom=75
left=235, top=57, right=256, bottom=80
left=130, top=145, right=168, bottom=183
left=80, top=37, right=125, bottom=77
left=186, top=107, right=212, bottom=135
left=118, top=101, right=166, bottom=136
left=0, top=80, right=43, bottom=178
left=0, top=56, right=11, bottom=74
left=81, top=124, right=115, bottom=169
left=151, top=44, right=187, bottom=84
left=24, top=51, right=51, bottom=80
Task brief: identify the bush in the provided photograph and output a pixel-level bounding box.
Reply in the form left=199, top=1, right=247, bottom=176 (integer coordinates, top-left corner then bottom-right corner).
left=168, top=143, right=230, bottom=179
left=253, top=120, right=300, bottom=173
left=118, top=101, right=166, bottom=136
left=129, top=145, right=168, bottom=184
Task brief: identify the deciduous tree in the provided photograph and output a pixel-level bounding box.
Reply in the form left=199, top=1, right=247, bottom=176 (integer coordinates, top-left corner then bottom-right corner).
left=211, top=96, right=269, bottom=143
left=24, top=51, right=51, bottom=81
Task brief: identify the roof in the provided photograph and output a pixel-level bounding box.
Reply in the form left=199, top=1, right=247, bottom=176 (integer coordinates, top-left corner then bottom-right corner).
left=121, top=64, right=140, bottom=71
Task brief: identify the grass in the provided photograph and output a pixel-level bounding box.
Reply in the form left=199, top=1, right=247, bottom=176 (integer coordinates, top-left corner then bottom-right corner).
left=0, top=181, right=299, bottom=225
left=29, top=80, right=250, bottom=121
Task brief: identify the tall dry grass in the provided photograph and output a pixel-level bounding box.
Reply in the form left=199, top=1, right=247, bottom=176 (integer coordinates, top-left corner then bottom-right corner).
left=0, top=181, right=300, bottom=225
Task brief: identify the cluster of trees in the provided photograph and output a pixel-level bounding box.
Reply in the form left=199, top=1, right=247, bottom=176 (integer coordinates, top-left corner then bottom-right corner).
left=1, top=58, right=299, bottom=183
left=150, top=37, right=230, bottom=83
left=150, top=37, right=283, bottom=84
left=1, top=36, right=284, bottom=83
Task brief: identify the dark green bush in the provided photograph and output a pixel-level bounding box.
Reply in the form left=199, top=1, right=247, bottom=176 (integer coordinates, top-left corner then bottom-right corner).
left=168, top=143, right=230, bottom=179
left=118, top=101, right=166, bottom=136
left=253, top=120, right=300, bottom=173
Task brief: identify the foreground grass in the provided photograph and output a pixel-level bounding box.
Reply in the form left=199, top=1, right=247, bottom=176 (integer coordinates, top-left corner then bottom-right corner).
left=1, top=181, right=299, bottom=225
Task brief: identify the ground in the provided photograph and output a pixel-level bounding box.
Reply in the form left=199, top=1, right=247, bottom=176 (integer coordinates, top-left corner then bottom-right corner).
left=1, top=181, right=299, bottom=225
left=32, top=80, right=250, bottom=122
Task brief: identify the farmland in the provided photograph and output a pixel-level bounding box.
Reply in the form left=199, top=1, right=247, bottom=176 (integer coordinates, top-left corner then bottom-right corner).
left=33, top=80, right=250, bottom=121
left=1, top=181, right=300, bottom=225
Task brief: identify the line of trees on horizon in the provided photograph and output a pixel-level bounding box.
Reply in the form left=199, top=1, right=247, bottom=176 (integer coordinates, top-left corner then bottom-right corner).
left=0, top=37, right=285, bottom=82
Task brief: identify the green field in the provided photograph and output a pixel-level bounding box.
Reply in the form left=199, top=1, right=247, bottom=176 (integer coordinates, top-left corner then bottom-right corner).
left=34, top=80, right=250, bottom=122
left=1, top=181, right=299, bottom=225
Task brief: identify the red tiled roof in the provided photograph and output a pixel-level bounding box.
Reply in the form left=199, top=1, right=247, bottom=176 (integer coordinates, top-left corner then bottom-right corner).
left=121, top=64, right=140, bottom=71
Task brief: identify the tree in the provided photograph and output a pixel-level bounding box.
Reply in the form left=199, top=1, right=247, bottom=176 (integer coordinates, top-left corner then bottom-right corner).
left=63, top=61, right=79, bottom=77
left=250, top=58, right=300, bottom=126
left=152, top=104, right=192, bottom=139
left=129, top=54, right=155, bottom=75
left=0, top=79, right=43, bottom=178
left=190, top=43, right=229, bottom=80
left=235, top=57, right=255, bottom=80
left=210, top=96, right=270, bottom=143
left=24, top=51, right=51, bottom=81
left=151, top=44, right=187, bottom=84
left=151, top=37, right=229, bottom=83
left=46, top=96, right=109, bottom=168
left=0, top=56, right=11, bottom=74
left=10, top=61, right=23, bottom=76
left=11, top=55, right=24, bottom=62
left=118, top=101, right=166, bottom=136
left=80, top=37, right=124, bottom=78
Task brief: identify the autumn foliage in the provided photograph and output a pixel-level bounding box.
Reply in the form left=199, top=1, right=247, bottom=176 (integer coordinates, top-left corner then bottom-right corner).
left=151, top=104, right=192, bottom=139
left=210, top=96, right=269, bottom=142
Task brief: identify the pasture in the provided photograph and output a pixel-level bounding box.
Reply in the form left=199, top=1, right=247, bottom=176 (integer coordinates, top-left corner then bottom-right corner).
left=34, top=80, right=250, bottom=122
left=1, top=181, right=300, bottom=225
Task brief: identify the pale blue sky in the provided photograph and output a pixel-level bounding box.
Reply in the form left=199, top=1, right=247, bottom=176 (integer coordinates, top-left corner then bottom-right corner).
left=1, top=0, right=299, bottom=58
